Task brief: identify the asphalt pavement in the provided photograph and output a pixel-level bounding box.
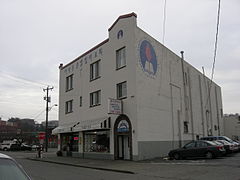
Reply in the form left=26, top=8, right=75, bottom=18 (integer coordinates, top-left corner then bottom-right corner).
left=2, top=149, right=240, bottom=180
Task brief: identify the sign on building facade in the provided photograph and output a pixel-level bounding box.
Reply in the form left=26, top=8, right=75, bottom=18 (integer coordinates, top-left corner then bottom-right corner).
left=108, top=98, right=122, bottom=115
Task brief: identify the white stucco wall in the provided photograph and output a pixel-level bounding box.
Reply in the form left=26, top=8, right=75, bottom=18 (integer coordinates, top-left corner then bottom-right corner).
left=58, top=13, right=224, bottom=159
left=134, top=25, right=223, bottom=146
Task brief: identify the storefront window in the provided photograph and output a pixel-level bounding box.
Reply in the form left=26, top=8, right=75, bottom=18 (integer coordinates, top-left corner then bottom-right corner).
left=84, top=131, right=110, bottom=153
left=61, top=133, right=79, bottom=152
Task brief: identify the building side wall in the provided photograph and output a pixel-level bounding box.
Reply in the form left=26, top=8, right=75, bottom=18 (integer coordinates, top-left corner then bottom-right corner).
left=134, top=27, right=185, bottom=158
left=134, top=27, right=224, bottom=159
left=224, top=115, right=240, bottom=140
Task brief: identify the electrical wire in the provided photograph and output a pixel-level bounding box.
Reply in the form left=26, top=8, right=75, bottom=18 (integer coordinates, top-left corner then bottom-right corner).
left=162, top=0, right=167, bottom=45
left=211, top=0, right=221, bottom=82
left=205, top=0, right=221, bottom=108
left=0, top=70, right=51, bottom=88
left=33, top=109, right=46, bottom=120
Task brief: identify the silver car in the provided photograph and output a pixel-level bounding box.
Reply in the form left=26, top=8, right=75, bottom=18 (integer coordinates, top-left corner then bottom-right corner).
left=0, top=153, right=31, bottom=180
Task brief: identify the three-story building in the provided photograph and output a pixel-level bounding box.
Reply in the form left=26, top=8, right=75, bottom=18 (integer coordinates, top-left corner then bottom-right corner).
left=53, top=13, right=223, bottom=160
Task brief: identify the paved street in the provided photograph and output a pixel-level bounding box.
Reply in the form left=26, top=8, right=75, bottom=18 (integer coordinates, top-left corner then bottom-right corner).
left=2, top=150, right=240, bottom=180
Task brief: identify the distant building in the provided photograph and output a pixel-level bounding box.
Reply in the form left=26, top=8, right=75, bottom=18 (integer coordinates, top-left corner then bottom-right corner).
left=21, top=118, right=35, bottom=126
left=0, top=120, right=6, bottom=126
left=224, top=114, right=240, bottom=140
left=0, top=120, right=18, bottom=142
left=54, top=13, right=223, bottom=160
left=41, top=120, right=59, bottom=129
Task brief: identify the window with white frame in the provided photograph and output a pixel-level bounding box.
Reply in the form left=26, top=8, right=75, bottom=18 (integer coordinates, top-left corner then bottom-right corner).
left=90, top=60, right=100, bottom=81
left=65, top=100, right=73, bottom=114
left=90, top=90, right=101, bottom=107
left=116, top=47, right=126, bottom=69
left=66, top=74, right=73, bottom=91
left=117, top=81, right=127, bottom=99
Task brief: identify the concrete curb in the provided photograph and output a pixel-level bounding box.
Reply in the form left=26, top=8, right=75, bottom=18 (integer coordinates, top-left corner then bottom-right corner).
left=26, top=158, right=135, bottom=174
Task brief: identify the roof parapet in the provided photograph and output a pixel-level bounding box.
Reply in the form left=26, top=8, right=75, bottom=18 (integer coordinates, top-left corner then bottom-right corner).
left=108, top=12, right=137, bottom=31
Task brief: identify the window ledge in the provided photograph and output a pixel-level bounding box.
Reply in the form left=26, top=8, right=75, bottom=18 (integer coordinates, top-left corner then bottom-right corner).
left=116, top=65, right=126, bottom=71
left=90, top=104, right=101, bottom=108
left=65, top=111, right=73, bottom=114
left=90, top=76, right=101, bottom=82
left=117, top=96, right=127, bottom=100
left=66, top=88, right=73, bottom=92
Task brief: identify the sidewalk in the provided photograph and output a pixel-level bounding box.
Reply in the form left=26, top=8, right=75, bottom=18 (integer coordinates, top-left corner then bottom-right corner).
left=27, top=151, right=149, bottom=174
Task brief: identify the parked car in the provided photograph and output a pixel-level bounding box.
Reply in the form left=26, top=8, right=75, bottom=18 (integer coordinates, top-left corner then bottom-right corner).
left=31, top=144, right=40, bottom=151
left=201, top=136, right=239, bottom=152
left=200, top=136, right=233, bottom=143
left=9, top=143, right=32, bottom=151
left=231, top=141, right=240, bottom=152
left=0, top=153, right=31, bottom=179
left=21, top=144, right=32, bottom=151
left=214, top=140, right=235, bottom=154
left=0, top=142, right=12, bottom=151
left=0, top=139, right=18, bottom=151
left=168, top=140, right=226, bottom=160
left=233, top=140, right=240, bottom=152
left=9, top=144, right=21, bottom=151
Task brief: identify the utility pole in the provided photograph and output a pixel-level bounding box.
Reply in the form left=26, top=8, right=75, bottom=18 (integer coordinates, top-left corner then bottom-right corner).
left=43, top=86, right=54, bottom=152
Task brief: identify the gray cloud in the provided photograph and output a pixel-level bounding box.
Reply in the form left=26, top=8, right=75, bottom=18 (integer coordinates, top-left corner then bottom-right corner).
left=0, top=0, right=239, bottom=122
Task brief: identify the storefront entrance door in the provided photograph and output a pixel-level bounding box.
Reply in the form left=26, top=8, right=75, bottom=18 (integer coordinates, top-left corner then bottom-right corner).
left=114, top=114, right=132, bottom=160
left=117, top=135, right=130, bottom=160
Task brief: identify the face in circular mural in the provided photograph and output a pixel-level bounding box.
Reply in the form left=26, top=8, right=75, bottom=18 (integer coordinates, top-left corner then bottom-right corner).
left=139, top=40, right=158, bottom=77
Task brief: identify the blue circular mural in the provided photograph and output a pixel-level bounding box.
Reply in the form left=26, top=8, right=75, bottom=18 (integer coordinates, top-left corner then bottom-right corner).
left=139, top=40, right=157, bottom=76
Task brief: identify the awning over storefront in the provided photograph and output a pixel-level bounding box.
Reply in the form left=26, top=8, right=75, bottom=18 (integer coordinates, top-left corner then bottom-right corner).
left=52, top=117, right=111, bottom=134
left=73, top=117, right=110, bottom=132
left=52, top=125, right=72, bottom=135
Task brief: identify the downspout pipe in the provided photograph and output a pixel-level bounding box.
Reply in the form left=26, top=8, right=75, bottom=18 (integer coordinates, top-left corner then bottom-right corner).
left=180, top=51, right=187, bottom=122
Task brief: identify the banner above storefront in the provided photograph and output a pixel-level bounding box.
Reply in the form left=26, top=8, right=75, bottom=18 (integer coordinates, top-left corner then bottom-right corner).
left=108, top=98, right=122, bottom=115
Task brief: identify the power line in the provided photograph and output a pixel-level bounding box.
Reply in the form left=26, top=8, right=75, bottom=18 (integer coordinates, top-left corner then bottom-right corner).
left=33, top=109, right=46, bottom=120
left=205, top=0, right=221, bottom=108
left=210, top=0, right=221, bottom=82
left=162, top=0, right=167, bottom=45
left=0, top=70, right=51, bottom=87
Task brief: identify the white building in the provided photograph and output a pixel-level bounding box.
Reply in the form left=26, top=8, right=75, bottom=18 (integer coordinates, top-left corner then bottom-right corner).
left=53, top=13, right=223, bottom=160
left=224, top=114, right=240, bottom=140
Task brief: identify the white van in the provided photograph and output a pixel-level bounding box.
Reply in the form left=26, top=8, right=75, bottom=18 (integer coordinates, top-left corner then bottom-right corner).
left=0, top=139, right=18, bottom=151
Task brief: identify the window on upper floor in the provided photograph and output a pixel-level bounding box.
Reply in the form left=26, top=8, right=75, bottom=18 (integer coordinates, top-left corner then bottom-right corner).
left=79, top=96, right=82, bottom=107
left=66, top=74, right=73, bottom=92
left=184, top=72, right=188, bottom=86
left=90, top=90, right=101, bottom=107
left=220, top=108, right=223, bottom=118
left=116, top=47, right=126, bottom=69
left=65, top=100, right=73, bottom=114
left=117, top=81, right=127, bottom=99
left=90, top=60, right=100, bottom=81
left=183, top=121, right=189, bottom=133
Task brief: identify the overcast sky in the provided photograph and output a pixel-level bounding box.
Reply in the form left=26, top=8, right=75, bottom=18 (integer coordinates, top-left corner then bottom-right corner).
left=0, top=0, right=239, bottom=123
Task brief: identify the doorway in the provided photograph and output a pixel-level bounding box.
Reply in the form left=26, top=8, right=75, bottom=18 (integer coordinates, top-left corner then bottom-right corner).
left=114, top=114, right=132, bottom=160
left=117, top=135, right=130, bottom=160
